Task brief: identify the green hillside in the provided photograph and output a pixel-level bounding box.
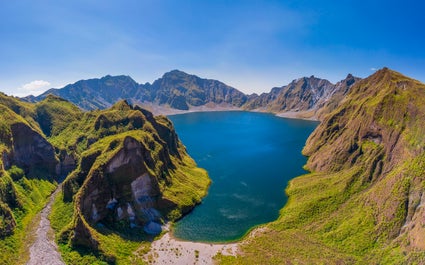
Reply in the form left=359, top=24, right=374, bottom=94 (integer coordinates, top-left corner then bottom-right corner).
left=221, top=68, right=425, bottom=264
left=0, top=94, right=210, bottom=264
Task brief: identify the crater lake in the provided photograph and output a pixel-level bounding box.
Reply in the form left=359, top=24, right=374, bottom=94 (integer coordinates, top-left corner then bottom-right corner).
left=169, top=111, right=318, bottom=242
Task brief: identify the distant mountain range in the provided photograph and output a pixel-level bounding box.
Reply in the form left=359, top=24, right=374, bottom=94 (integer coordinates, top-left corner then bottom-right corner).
left=23, top=70, right=360, bottom=120
left=23, top=70, right=247, bottom=111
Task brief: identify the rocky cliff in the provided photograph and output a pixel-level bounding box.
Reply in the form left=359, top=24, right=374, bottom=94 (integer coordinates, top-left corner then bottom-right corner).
left=0, top=97, right=60, bottom=179
left=244, top=74, right=360, bottom=119
left=0, top=95, right=60, bottom=240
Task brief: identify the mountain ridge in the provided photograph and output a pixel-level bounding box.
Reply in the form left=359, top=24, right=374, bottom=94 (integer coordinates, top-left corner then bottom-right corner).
left=23, top=70, right=248, bottom=112
left=22, top=70, right=361, bottom=120
left=0, top=92, right=210, bottom=263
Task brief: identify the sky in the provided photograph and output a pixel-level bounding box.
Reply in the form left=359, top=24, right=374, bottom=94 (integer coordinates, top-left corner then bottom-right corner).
left=1, top=0, right=424, bottom=96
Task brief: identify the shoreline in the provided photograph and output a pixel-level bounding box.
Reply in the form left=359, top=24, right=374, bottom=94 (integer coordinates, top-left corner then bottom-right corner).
left=144, top=226, right=239, bottom=265
left=138, top=102, right=243, bottom=116
left=143, top=224, right=271, bottom=264
left=139, top=102, right=321, bottom=121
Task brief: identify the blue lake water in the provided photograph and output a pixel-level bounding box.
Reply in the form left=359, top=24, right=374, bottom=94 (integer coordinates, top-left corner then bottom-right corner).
left=168, top=111, right=318, bottom=242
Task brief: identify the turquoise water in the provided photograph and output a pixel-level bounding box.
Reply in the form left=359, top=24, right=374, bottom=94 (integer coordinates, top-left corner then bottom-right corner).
left=169, top=111, right=318, bottom=242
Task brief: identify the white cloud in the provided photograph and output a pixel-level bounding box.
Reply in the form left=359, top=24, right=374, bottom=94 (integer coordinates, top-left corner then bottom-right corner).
left=370, top=67, right=377, bottom=71
left=22, top=80, right=50, bottom=91
left=13, top=80, right=51, bottom=97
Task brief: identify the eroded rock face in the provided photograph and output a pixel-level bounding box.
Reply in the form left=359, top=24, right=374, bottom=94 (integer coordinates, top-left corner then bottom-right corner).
left=407, top=192, right=425, bottom=249
left=78, top=136, right=164, bottom=239
left=59, top=151, right=77, bottom=179
left=10, top=122, right=59, bottom=178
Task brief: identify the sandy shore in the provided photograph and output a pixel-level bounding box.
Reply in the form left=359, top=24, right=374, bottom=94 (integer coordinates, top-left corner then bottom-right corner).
left=138, top=102, right=242, bottom=116
left=138, top=102, right=321, bottom=122
left=275, top=111, right=319, bottom=121
left=143, top=231, right=239, bottom=265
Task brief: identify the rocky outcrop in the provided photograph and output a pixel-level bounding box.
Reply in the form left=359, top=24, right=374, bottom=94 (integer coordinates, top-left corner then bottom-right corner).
left=58, top=151, right=77, bottom=179
left=0, top=103, right=61, bottom=180
left=244, top=74, right=360, bottom=119
left=77, top=136, right=165, bottom=237
left=10, top=122, right=59, bottom=178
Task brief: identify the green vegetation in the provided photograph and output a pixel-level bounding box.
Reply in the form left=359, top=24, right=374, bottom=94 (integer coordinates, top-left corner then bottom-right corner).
left=0, top=94, right=60, bottom=263
left=218, top=68, right=425, bottom=264
left=0, top=176, right=56, bottom=264
left=48, top=100, right=209, bottom=263
left=0, top=93, right=209, bottom=264
left=34, top=94, right=82, bottom=137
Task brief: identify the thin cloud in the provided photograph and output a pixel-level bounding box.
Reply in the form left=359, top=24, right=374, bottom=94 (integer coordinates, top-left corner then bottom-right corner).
left=370, top=68, right=377, bottom=71
left=13, top=80, right=51, bottom=97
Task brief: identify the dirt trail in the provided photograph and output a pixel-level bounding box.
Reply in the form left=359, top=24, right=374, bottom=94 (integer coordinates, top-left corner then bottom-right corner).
left=27, top=186, right=65, bottom=265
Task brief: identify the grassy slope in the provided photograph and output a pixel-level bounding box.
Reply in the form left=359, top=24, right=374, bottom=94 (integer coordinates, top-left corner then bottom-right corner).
left=0, top=178, right=56, bottom=265
left=221, top=68, right=425, bottom=264
left=48, top=100, right=209, bottom=264
left=34, top=94, right=82, bottom=138
left=0, top=94, right=58, bottom=264
left=0, top=94, right=209, bottom=264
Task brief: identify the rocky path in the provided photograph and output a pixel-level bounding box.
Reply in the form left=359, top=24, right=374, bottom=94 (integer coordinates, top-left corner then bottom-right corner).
left=27, top=186, right=65, bottom=265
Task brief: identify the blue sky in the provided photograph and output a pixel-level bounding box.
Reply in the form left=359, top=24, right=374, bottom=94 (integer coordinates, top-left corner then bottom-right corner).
left=1, top=0, right=424, bottom=96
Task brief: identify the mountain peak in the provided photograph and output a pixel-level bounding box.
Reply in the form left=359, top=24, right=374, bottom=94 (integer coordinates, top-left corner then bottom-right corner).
left=43, top=94, right=69, bottom=102
left=346, top=73, right=354, bottom=79
left=100, top=74, right=135, bottom=81
left=162, top=69, right=190, bottom=78
left=111, top=99, right=132, bottom=111
left=369, top=67, right=409, bottom=83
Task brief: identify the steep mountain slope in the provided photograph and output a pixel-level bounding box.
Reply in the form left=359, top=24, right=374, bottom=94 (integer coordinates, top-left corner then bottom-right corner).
left=46, top=100, right=210, bottom=263
left=24, top=70, right=248, bottom=111
left=0, top=94, right=60, bottom=179
left=0, top=94, right=60, bottom=264
left=244, top=74, right=360, bottom=120
left=222, top=68, right=425, bottom=264
left=26, top=75, right=140, bottom=110
left=145, top=70, right=248, bottom=110
left=0, top=93, right=210, bottom=264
